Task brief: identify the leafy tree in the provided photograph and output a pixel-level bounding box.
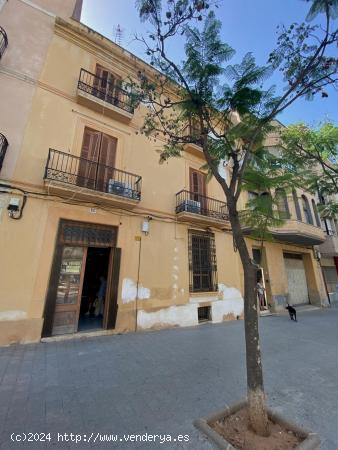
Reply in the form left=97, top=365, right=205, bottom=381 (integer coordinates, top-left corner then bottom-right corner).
left=134, top=0, right=338, bottom=436
left=281, top=122, right=338, bottom=218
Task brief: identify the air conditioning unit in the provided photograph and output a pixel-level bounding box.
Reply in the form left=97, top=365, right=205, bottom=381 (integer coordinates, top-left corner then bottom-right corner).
left=123, top=183, right=134, bottom=199
left=179, top=199, right=201, bottom=214
left=107, top=179, right=125, bottom=195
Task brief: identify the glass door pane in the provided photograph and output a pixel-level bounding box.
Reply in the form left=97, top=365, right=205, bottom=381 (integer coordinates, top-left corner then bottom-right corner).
left=52, top=246, right=86, bottom=335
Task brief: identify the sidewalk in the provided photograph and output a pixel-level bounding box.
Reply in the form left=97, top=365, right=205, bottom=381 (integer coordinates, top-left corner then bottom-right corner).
left=1, top=308, right=338, bottom=449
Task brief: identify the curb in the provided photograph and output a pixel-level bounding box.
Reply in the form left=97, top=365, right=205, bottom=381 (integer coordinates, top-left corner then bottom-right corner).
left=194, top=400, right=320, bottom=450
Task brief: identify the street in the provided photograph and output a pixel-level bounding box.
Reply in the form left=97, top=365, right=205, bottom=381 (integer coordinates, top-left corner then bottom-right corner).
left=0, top=308, right=337, bottom=449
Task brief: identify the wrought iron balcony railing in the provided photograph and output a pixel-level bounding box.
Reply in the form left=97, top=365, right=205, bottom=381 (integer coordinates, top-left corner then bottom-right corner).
left=45, top=149, right=142, bottom=201
left=0, top=26, right=8, bottom=59
left=0, top=133, right=8, bottom=172
left=77, top=68, right=134, bottom=114
left=176, top=190, right=228, bottom=221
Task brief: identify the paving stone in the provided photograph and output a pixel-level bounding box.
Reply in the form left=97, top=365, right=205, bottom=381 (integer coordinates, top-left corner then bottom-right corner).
left=0, top=309, right=337, bottom=449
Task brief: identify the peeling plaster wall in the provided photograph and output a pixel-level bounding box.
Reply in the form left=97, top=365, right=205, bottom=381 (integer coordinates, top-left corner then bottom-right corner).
left=213, top=284, right=244, bottom=322
left=0, top=310, right=27, bottom=321
left=121, top=278, right=150, bottom=304
left=137, top=284, right=244, bottom=330
left=138, top=305, right=198, bottom=330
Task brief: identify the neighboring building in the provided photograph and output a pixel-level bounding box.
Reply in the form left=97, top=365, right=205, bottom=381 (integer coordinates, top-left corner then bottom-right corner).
left=0, top=2, right=328, bottom=345
left=244, top=130, right=328, bottom=312
left=317, top=193, right=338, bottom=304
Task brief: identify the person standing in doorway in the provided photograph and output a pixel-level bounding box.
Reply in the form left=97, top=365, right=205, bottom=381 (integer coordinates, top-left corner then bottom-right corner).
left=256, top=279, right=267, bottom=311
left=95, top=276, right=107, bottom=317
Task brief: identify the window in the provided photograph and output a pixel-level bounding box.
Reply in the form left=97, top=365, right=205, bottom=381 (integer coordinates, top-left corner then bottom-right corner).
left=189, top=231, right=217, bottom=292
left=275, top=188, right=290, bottom=219
left=0, top=132, right=8, bottom=173
left=301, top=195, right=313, bottom=224
left=0, top=25, right=8, bottom=59
left=247, top=191, right=259, bottom=209
left=252, top=248, right=262, bottom=265
left=95, top=65, right=122, bottom=103
left=260, top=192, right=273, bottom=215
left=78, top=127, right=117, bottom=191
left=292, top=189, right=302, bottom=221
left=198, top=306, right=211, bottom=322
left=311, top=199, right=321, bottom=227
left=190, top=168, right=207, bottom=213
left=188, top=116, right=201, bottom=140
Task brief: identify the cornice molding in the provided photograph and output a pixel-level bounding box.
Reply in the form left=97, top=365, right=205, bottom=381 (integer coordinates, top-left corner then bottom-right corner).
left=54, top=18, right=156, bottom=81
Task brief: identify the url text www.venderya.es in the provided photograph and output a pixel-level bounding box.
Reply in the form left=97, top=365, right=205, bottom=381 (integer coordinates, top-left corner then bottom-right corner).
left=11, top=432, right=190, bottom=445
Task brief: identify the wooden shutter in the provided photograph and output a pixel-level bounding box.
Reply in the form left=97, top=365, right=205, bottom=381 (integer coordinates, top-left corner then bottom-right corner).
left=95, top=65, right=119, bottom=101
left=105, top=247, right=121, bottom=330
left=78, top=128, right=101, bottom=189
left=96, top=133, right=117, bottom=192
left=95, top=65, right=109, bottom=98
left=190, top=168, right=207, bottom=209
left=190, top=169, right=206, bottom=195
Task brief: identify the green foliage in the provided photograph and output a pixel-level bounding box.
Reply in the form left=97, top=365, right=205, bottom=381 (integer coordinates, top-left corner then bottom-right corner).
left=135, top=0, right=337, bottom=232
left=302, top=0, right=338, bottom=21
left=240, top=148, right=295, bottom=240
left=280, top=123, right=338, bottom=213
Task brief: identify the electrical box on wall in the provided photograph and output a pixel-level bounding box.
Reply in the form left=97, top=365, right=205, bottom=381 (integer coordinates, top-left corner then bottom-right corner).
left=141, top=221, right=150, bottom=234
left=7, top=197, right=20, bottom=212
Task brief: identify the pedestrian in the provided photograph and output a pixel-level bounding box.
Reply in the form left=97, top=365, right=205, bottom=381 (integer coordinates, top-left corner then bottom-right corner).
left=256, top=280, right=267, bottom=310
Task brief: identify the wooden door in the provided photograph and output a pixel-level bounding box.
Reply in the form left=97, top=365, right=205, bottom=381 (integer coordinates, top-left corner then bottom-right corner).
left=51, top=246, right=87, bottom=335
left=42, top=221, right=118, bottom=338
left=103, top=247, right=121, bottom=330
left=190, top=168, right=207, bottom=213
left=96, top=133, right=117, bottom=192
left=78, top=128, right=101, bottom=189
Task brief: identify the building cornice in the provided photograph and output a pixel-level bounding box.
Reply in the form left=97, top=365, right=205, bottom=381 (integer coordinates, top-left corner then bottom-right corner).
left=54, top=17, right=160, bottom=82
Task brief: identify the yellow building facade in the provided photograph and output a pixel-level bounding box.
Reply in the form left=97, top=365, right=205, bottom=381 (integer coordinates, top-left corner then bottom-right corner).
left=0, top=2, right=328, bottom=345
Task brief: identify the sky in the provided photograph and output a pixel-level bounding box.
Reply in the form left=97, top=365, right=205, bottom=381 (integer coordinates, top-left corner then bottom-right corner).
left=81, top=0, right=337, bottom=126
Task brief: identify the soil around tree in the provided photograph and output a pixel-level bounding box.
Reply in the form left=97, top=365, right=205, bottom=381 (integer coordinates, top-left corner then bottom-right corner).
left=210, top=406, right=303, bottom=450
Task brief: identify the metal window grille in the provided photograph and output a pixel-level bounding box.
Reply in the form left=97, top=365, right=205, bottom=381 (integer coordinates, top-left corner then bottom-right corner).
left=0, top=26, right=8, bottom=59
left=188, top=231, right=218, bottom=292
left=0, top=133, right=8, bottom=172
left=59, top=220, right=117, bottom=247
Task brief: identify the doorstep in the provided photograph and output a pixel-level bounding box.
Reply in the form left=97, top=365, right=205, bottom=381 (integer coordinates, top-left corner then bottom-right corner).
left=273, top=305, right=321, bottom=316
left=41, top=329, right=118, bottom=343
left=260, top=310, right=273, bottom=317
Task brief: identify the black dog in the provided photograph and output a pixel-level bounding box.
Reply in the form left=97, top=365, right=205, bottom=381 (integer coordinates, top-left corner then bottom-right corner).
left=286, top=304, right=297, bottom=322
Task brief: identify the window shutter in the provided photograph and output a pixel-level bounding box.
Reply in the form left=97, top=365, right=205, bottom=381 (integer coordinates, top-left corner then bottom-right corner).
left=96, top=133, right=117, bottom=192
left=78, top=128, right=101, bottom=188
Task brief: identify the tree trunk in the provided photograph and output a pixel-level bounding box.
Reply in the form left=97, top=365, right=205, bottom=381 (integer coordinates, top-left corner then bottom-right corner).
left=228, top=199, right=270, bottom=437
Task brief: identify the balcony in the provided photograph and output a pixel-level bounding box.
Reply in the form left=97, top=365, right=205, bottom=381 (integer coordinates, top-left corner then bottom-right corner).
left=0, top=26, right=8, bottom=59
left=77, top=69, right=134, bottom=122
left=44, top=149, right=142, bottom=208
left=0, top=133, right=8, bottom=173
left=246, top=220, right=325, bottom=246
left=319, top=232, right=338, bottom=256
left=176, top=190, right=229, bottom=228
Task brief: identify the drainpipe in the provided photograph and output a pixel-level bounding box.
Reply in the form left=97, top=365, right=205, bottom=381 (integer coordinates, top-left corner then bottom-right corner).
left=135, top=236, right=142, bottom=332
